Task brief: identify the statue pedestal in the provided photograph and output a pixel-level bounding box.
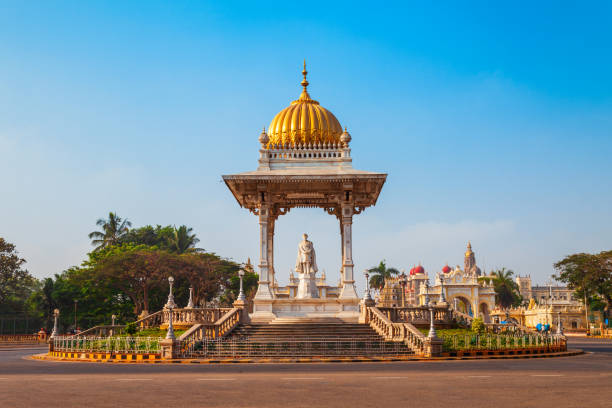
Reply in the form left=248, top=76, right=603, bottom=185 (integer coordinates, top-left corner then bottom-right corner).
left=251, top=297, right=360, bottom=323
left=296, top=272, right=319, bottom=299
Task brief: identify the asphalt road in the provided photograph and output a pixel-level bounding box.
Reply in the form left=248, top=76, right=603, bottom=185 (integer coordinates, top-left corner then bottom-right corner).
left=0, top=338, right=611, bottom=408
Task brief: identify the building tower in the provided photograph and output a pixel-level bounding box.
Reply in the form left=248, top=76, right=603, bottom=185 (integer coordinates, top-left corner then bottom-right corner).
left=464, top=242, right=482, bottom=276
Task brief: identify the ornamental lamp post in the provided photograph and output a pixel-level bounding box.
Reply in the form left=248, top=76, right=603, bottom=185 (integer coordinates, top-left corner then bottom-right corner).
left=363, top=270, right=373, bottom=302
left=51, top=309, right=60, bottom=337
left=165, top=303, right=176, bottom=340
left=439, top=273, right=447, bottom=304
left=428, top=303, right=438, bottom=338
left=556, top=311, right=563, bottom=335
left=399, top=269, right=407, bottom=307
left=425, top=280, right=431, bottom=307
left=111, top=314, right=117, bottom=326
left=237, top=269, right=246, bottom=302
left=165, top=276, right=177, bottom=309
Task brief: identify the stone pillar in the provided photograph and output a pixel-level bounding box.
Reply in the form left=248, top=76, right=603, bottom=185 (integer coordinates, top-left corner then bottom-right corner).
left=423, top=337, right=443, bottom=357
left=160, top=338, right=179, bottom=359
left=255, top=204, right=274, bottom=300
left=339, top=204, right=358, bottom=299
left=267, top=217, right=275, bottom=290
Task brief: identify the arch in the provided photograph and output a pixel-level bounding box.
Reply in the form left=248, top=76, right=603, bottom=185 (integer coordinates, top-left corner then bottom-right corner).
left=450, top=295, right=473, bottom=316
left=478, top=303, right=491, bottom=323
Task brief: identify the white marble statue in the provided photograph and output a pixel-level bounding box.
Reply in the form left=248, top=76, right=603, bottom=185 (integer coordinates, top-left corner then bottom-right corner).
left=295, top=233, right=319, bottom=298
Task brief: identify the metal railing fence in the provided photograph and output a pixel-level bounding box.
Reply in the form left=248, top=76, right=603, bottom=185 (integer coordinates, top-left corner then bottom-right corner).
left=53, top=336, right=162, bottom=354
left=180, top=336, right=413, bottom=358
left=439, top=333, right=565, bottom=352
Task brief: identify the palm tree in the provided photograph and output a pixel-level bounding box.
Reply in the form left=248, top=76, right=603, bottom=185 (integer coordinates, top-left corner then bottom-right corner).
left=88, top=212, right=131, bottom=251
left=367, top=260, right=400, bottom=290
left=169, top=225, right=201, bottom=254
left=480, top=268, right=521, bottom=308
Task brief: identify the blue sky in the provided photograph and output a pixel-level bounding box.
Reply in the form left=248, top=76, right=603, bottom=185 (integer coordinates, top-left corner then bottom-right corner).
left=1, top=1, right=611, bottom=288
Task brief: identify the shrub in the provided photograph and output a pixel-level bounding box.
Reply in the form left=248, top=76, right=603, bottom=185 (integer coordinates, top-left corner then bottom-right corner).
left=125, top=322, right=137, bottom=335
left=471, top=317, right=485, bottom=334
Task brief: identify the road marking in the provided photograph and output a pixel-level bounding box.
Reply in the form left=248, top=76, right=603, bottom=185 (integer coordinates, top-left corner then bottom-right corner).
left=531, top=375, right=564, bottom=377
left=282, top=377, right=325, bottom=380
left=373, top=376, right=410, bottom=379
left=468, top=376, right=491, bottom=378
left=116, top=379, right=153, bottom=381
left=197, top=378, right=236, bottom=381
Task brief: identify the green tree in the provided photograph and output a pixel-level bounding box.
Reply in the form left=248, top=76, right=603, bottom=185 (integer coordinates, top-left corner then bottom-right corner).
left=169, top=225, right=202, bottom=254
left=88, top=212, right=132, bottom=251
left=480, top=268, right=521, bottom=308
left=367, top=260, right=400, bottom=290
left=554, top=251, right=612, bottom=323
left=0, top=238, right=37, bottom=313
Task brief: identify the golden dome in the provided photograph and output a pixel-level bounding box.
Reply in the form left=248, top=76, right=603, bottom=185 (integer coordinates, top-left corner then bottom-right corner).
left=266, top=62, right=343, bottom=148
left=465, top=241, right=473, bottom=257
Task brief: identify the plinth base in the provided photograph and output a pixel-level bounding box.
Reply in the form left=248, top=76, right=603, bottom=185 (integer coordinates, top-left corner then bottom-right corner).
left=251, top=297, right=360, bottom=323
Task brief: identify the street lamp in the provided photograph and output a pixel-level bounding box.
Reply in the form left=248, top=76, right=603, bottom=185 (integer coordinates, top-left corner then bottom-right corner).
left=165, top=276, right=177, bottom=309
left=424, top=280, right=431, bottom=307
left=556, top=311, right=563, bottom=335
left=111, top=314, right=117, bottom=326
left=363, top=270, right=373, bottom=302
left=237, top=269, right=246, bottom=302
left=51, top=309, right=60, bottom=337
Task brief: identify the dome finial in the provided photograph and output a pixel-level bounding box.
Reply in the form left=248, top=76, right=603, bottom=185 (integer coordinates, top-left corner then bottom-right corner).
left=299, top=60, right=311, bottom=101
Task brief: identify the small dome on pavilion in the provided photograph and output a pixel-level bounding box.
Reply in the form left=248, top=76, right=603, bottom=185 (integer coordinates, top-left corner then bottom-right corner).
left=266, top=61, right=343, bottom=148
left=442, top=264, right=451, bottom=274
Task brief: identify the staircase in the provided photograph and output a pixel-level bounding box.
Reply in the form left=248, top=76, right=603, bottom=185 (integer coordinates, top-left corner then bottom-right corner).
left=206, top=321, right=416, bottom=357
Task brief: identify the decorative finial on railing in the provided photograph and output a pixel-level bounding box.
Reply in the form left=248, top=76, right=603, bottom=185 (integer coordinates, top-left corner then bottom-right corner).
left=259, top=126, right=269, bottom=147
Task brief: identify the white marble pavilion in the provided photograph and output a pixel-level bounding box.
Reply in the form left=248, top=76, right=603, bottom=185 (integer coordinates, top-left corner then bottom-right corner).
left=223, top=63, right=387, bottom=322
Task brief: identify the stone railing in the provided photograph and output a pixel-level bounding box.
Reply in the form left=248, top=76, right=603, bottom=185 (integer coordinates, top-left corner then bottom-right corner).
left=177, top=308, right=243, bottom=357
left=162, top=308, right=232, bottom=326
left=364, top=306, right=433, bottom=356
left=452, top=310, right=473, bottom=326
left=135, top=310, right=164, bottom=328
left=365, top=306, right=403, bottom=341
left=74, top=325, right=125, bottom=337
left=205, top=308, right=242, bottom=339
left=402, top=323, right=426, bottom=354
left=378, top=306, right=453, bottom=326
left=262, top=143, right=349, bottom=160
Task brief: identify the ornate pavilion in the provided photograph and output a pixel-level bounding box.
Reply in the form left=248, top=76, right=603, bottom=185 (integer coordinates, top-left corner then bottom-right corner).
left=223, top=63, right=387, bottom=322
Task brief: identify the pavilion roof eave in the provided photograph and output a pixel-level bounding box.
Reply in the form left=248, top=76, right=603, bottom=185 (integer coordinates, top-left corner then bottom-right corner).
left=222, top=169, right=387, bottom=211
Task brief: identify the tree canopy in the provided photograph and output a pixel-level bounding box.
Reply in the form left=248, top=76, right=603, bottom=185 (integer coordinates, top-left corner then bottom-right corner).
left=367, top=260, right=400, bottom=290
left=479, top=268, right=522, bottom=308
left=554, top=251, right=612, bottom=319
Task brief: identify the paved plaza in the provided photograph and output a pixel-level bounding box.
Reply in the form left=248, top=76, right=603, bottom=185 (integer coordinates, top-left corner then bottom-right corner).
left=0, top=338, right=610, bottom=408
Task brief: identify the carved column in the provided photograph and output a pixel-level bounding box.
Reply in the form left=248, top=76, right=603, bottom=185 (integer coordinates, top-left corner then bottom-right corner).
left=254, top=204, right=273, bottom=300
left=339, top=204, right=358, bottom=298
left=339, top=216, right=345, bottom=282
left=267, top=216, right=275, bottom=292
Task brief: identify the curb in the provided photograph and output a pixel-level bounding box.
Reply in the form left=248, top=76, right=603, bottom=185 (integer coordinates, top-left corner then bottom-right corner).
left=31, top=349, right=583, bottom=364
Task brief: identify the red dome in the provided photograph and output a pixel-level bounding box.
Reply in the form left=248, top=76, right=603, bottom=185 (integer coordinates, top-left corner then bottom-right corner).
left=415, top=265, right=425, bottom=274
left=409, top=267, right=416, bottom=275
left=442, top=265, right=451, bottom=274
